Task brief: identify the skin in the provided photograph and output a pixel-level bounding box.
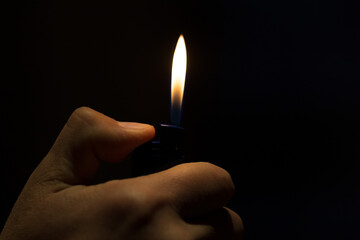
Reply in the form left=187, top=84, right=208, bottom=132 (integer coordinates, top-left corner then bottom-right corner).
left=1, top=107, right=243, bottom=240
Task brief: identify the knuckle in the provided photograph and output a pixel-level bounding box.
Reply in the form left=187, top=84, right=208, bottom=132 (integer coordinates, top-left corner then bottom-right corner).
left=226, top=207, right=245, bottom=238
left=173, top=162, right=235, bottom=197
left=103, top=180, right=169, bottom=220
left=198, top=162, right=235, bottom=196
left=102, top=181, right=141, bottom=215
left=67, top=107, right=96, bottom=128
left=73, top=106, right=92, bottom=115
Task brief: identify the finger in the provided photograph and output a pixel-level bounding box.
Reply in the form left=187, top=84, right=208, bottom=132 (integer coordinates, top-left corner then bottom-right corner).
left=146, top=162, right=235, bottom=218
left=34, top=107, right=155, bottom=185
left=187, top=207, right=244, bottom=240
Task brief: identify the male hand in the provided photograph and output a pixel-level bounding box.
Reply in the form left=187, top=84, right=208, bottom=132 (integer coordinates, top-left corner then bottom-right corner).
left=1, top=107, right=243, bottom=240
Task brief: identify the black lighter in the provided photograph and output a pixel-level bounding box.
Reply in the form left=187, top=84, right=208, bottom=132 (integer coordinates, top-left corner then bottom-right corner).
left=132, top=124, right=184, bottom=176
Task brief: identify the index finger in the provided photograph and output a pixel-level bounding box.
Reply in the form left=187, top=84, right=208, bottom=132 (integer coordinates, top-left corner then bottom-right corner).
left=148, top=162, right=235, bottom=218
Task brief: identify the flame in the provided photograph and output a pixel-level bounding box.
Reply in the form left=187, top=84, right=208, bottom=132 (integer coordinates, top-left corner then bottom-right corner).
left=171, top=35, right=187, bottom=125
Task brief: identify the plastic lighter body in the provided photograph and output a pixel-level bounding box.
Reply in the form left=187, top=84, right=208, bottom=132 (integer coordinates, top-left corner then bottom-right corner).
left=132, top=124, right=184, bottom=176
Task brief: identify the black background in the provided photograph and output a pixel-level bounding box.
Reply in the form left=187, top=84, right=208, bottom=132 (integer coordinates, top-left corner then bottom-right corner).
left=1, top=0, right=359, bottom=239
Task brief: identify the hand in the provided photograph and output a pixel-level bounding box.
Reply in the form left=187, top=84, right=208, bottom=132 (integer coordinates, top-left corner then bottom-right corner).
left=1, top=107, right=243, bottom=240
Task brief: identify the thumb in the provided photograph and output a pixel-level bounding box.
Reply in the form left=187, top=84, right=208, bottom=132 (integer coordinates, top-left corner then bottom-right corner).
left=32, top=107, right=155, bottom=187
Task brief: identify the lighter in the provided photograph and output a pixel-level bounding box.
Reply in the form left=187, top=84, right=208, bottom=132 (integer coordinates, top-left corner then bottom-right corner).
left=132, top=124, right=184, bottom=176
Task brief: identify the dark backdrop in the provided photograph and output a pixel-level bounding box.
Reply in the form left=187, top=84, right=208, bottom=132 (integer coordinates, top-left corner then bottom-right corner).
left=1, top=0, right=359, bottom=239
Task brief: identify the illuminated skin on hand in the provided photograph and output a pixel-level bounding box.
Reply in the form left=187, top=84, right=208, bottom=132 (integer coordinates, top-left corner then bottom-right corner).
left=1, top=107, right=243, bottom=240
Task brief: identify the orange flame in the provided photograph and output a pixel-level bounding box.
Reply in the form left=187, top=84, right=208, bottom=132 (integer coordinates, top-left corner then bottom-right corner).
left=171, top=35, right=187, bottom=125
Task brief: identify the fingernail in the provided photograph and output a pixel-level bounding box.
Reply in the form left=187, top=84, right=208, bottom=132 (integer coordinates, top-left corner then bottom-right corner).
left=118, top=122, right=152, bottom=130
